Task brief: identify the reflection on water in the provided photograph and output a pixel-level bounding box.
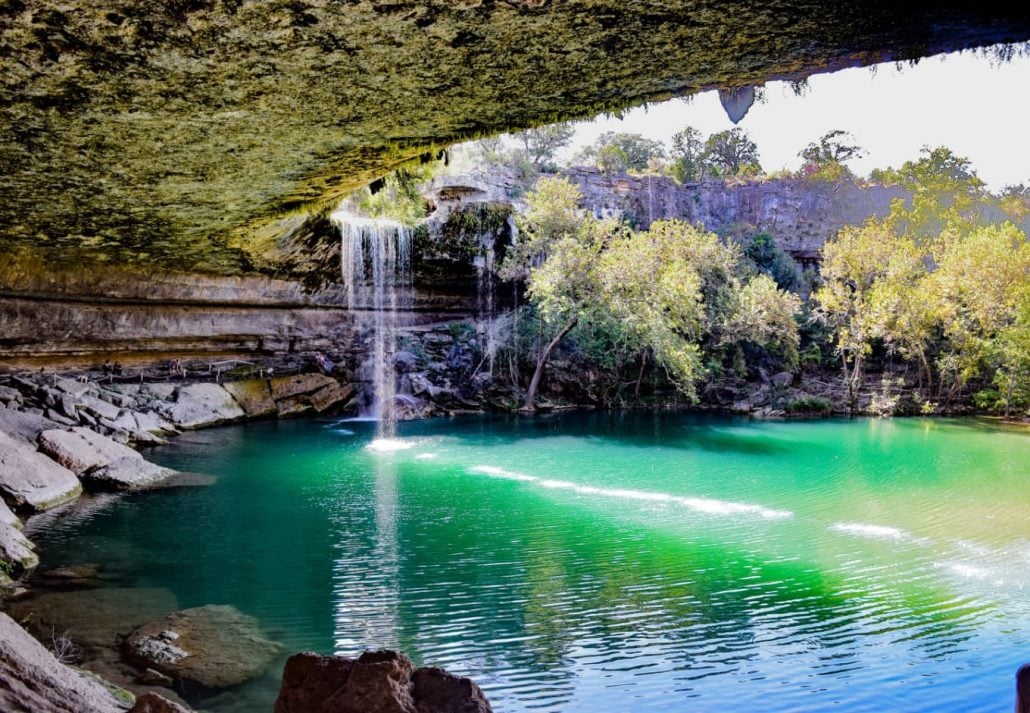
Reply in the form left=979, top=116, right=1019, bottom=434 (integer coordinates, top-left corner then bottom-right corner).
left=24, top=413, right=1030, bottom=712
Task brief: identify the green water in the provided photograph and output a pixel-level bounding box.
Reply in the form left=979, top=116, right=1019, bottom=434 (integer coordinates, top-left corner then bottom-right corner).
left=30, top=413, right=1030, bottom=712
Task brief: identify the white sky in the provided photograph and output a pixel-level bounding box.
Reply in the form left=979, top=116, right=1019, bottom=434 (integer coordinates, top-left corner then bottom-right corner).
left=560, top=49, right=1030, bottom=191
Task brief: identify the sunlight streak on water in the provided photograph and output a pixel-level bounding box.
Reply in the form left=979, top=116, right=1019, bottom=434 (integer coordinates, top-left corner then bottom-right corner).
left=469, top=465, right=794, bottom=519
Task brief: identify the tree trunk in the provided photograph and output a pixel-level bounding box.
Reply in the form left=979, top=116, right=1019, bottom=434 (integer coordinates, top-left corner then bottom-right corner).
left=522, top=316, right=578, bottom=411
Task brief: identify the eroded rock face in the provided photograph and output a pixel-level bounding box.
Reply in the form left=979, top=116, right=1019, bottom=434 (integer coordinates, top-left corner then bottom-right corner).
left=0, top=430, right=82, bottom=513
left=0, top=2, right=1026, bottom=272
left=157, top=384, right=247, bottom=430
left=124, top=605, right=283, bottom=689
left=0, top=612, right=131, bottom=713
left=275, top=650, right=492, bottom=713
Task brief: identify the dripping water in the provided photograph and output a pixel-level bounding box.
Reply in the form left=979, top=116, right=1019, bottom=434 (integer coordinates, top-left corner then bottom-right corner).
left=332, top=213, right=413, bottom=439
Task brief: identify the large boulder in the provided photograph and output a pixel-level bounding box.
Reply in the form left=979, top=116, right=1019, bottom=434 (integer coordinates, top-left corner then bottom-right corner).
left=124, top=605, right=282, bottom=689
left=269, top=374, right=338, bottom=402
left=0, top=431, right=82, bottom=512
left=83, top=457, right=177, bottom=492
left=38, top=427, right=142, bottom=476
left=275, top=650, right=492, bottom=713
left=222, top=379, right=277, bottom=418
left=0, top=612, right=131, bottom=713
left=269, top=374, right=351, bottom=416
left=158, top=384, right=246, bottom=429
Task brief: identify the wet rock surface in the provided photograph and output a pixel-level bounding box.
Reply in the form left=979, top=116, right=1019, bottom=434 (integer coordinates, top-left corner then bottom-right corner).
left=83, top=457, right=177, bottom=492
left=125, top=605, right=283, bottom=689
left=275, top=649, right=492, bottom=713
left=128, top=692, right=194, bottom=713
left=0, top=612, right=131, bottom=713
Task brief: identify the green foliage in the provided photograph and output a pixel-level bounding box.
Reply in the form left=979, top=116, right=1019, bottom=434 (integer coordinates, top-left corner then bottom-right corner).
left=815, top=215, right=1030, bottom=412
left=578, top=132, right=666, bottom=174
left=518, top=123, right=576, bottom=170
left=703, top=128, right=762, bottom=177
left=800, top=130, right=865, bottom=165
left=784, top=396, right=832, bottom=416
left=743, top=232, right=801, bottom=290
left=358, top=164, right=434, bottom=225
left=876, top=146, right=988, bottom=240
left=669, top=126, right=706, bottom=182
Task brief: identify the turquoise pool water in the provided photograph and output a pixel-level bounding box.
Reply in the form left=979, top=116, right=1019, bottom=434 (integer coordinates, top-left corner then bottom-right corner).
left=30, top=413, right=1030, bottom=711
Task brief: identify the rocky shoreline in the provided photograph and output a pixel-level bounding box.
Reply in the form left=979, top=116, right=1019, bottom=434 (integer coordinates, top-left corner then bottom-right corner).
left=0, top=367, right=363, bottom=711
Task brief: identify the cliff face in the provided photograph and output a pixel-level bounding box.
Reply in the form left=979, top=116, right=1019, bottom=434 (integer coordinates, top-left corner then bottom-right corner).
left=0, top=1, right=1026, bottom=272
left=0, top=248, right=481, bottom=370
left=566, top=169, right=909, bottom=262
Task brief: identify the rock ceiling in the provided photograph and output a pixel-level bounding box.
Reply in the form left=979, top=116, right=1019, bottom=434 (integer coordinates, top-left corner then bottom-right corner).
left=1, top=1, right=1027, bottom=273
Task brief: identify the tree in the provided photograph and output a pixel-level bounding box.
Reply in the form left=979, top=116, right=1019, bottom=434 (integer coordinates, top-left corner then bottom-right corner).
left=703, top=128, right=761, bottom=177
left=926, top=222, right=1030, bottom=406
left=579, top=131, right=666, bottom=173
left=800, top=130, right=865, bottom=165
left=500, top=176, right=618, bottom=410
left=669, top=126, right=706, bottom=182
left=878, top=146, right=988, bottom=241
left=600, top=220, right=799, bottom=398
left=719, top=274, right=802, bottom=368
left=516, top=123, right=576, bottom=170
left=814, top=220, right=925, bottom=409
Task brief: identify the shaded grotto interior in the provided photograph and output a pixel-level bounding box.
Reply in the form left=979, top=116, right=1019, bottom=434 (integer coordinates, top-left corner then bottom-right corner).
left=1, top=0, right=1028, bottom=272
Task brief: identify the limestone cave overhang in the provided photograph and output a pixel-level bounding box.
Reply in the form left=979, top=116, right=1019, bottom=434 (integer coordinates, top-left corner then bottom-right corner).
left=1, top=0, right=1028, bottom=274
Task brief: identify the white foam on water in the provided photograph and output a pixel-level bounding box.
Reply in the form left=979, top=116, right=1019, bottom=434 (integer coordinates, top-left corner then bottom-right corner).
left=415, top=453, right=439, bottom=460
left=469, top=465, right=793, bottom=519
left=829, top=522, right=909, bottom=541
left=367, top=438, right=415, bottom=453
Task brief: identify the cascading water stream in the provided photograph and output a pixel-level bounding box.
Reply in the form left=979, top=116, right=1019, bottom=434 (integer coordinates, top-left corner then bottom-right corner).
left=332, top=212, right=413, bottom=439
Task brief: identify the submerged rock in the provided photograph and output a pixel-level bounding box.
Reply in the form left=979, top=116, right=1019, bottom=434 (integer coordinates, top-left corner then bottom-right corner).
left=0, top=612, right=131, bottom=713
left=124, top=605, right=283, bottom=689
left=129, top=692, right=194, bottom=713
left=7, top=588, right=180, bottom=660
left=0, top=430, right=82, bottom=513
left=275, top=650, right=492, bottom=713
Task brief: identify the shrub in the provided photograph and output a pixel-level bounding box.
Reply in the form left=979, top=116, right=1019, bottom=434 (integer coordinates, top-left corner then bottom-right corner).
left=784, top=395, right=832, bottom=416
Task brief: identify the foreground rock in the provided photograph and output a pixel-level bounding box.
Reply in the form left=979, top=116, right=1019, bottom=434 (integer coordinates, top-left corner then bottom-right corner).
left=38, top=427, right=144, bottom=476
left=0, top=612, right=132, bottom=713
left=275, top=649, right=492, bottom=713
left=84, top=457, right=177, bottom=492
left=124, top=605, right=283, bottom=689
left=0, top=431, right=82, bottom=512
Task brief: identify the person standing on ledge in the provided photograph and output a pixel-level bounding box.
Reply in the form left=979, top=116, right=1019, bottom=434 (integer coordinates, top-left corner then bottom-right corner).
left=1017, top=663, right=1030, bottom=713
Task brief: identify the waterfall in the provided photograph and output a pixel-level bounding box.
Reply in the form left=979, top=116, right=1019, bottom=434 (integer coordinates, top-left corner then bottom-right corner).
left=332, top=212, right=413, bottom=439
